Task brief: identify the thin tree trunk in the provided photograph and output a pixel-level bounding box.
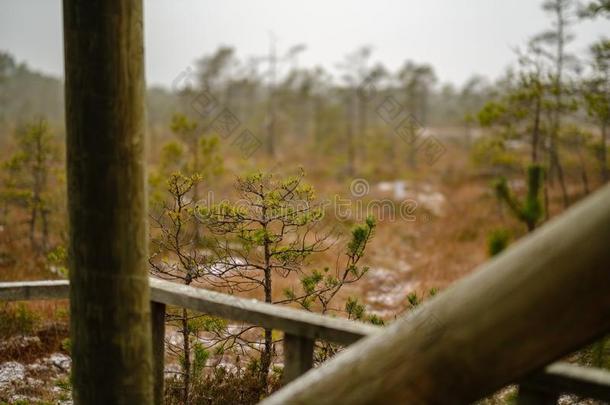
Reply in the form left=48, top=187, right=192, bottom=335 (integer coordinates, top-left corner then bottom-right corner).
left=1, top=202, right=7, bottom=226
left=346, top=93, right=355, bottom=177
left=260, top=208, right=273, bottom=392
left=266, top=39, right=277, bottom=157
left=63, top=1, right=153, bottom=403
left=41, top=208, right=49, bottom=252
left=358, top=92, right=367, bottom=162
left=30, top=130, right=42, bottom=251
left=192, top=137, right=201, bottom=241
left=577, top=148, right=590, bottom=196
left=601, top=122, right=608, bottom=182
left=314, top=96, right=323, bottom=149
left=543, top=171, right=550, bottom=221
left=532, top=95, right=541, bottom=164
left=29, top=204, right=37, bottom=250
left=181, top=307, right=191, bottom=405
left=553, top=1, right=569, bottom=208
left=421, top=88, right=429, bottom=127
left=39, top=145, right=49, bottom=252
left=552, top=148, right=570, bottom=207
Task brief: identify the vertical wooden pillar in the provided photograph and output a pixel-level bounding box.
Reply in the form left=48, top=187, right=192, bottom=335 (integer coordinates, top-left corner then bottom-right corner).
left=151, top=302, right=166, bottom=405
left=63, top=1, right=153, bottom=403
left=283, top=333, right=314, bottom=384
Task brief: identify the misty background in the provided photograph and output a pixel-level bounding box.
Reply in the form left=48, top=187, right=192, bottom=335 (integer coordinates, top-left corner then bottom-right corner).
left=1, top=0, right=607, bottom=87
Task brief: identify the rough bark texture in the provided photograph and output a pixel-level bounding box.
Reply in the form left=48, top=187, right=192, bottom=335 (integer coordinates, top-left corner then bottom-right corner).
left=63, top=1, right=153, bottom=403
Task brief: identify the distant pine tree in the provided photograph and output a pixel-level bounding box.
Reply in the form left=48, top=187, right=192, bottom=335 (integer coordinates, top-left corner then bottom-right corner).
left=494, top=164, right=544, bottom=232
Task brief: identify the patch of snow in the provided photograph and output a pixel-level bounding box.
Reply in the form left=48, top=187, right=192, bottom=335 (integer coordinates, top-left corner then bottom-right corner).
left=414, top=190, right=446, bottom=216
left=205, top=257, right=246, bottom=276
left=365, top=266, right=419, bottom=316
left=374, top=180, right=446, bottom=216
left=0, top=361, right=26, bottom=389
left=9, top=394, right=39, bottom=403
left=216, top=361, right=239, bottom=373
left=25, top=377, right=44, bottom=388
left=376, top=180, right=408, bottom=200
left=48, top=352, right=71, bottom=372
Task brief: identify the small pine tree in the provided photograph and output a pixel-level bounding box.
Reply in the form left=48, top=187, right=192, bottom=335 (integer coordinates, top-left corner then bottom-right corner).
left=149, top=114, right=223, bottom=206
left=197, top=169, right=375, bottom=393
left=1, top=119, right=58, bottom=252
left=494, top=164, right=544, bottom=232
left=149, top=172, right=220, bottom=405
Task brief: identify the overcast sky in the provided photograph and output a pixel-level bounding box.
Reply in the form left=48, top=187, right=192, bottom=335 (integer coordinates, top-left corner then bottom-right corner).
left=0, top=0, right=607, bottom=88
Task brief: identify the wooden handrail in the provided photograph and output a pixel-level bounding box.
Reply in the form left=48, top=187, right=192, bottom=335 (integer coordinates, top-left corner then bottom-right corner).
left=519, top=362, right=610, bottom=402
left=0, top=276, right=377, bottom=396
left=0, top=280, right=69, bottom=301
left=149, top=278, right=379, bottom=345
left=2, top=273, right=610, bottom=403
left=260, top=184, right=610, bottom=404
left=0, top=277, right=378, bottom=345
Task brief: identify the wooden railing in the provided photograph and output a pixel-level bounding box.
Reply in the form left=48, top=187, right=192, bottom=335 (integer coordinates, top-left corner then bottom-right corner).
left=2, top=184, right=610, bottom=404
left=1, top=278, right=610, bottom=404
left=0, top=277, right=379, bottom=404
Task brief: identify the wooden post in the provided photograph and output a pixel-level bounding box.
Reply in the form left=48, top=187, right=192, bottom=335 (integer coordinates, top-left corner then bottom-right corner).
left=261, top=185, right=610, bottom=405
left=283, top=333, right=314, bottom=384
left=63, top=1, right=153, bottom=403
left=151, top=302, right=166, bottom=405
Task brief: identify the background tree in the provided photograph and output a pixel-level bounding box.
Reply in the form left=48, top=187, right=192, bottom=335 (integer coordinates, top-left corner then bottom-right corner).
left=398, top=61, right=437, bottom=127
left=2, top=120, right=57, bottom=252
left=150, top=113, right=223, bottom=207
left=494, top=164, right=545, bottom=232
left=533, top=0, right=578, bottom=206
left=338, top=46, right=376, bottom=175
left=398, top=61, right=438, bottom=169
left=197, top=46, right=236, bottom=98
left=260, top=41, right=306, bottom=157
left=579, top=0, right=610, bottom=18
left=582, top=39, right=610, bottom=182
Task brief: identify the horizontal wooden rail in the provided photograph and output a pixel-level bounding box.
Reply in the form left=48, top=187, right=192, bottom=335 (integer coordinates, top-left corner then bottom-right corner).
left=261, top=184, right=610, bottom=404
left=519, top=362, right=610, bottom=403
left=0, top=277, right=378, bottom=389
left=2, top=278, right=610, bottom=401
left=0, top=278, right=378, bottom=346
left=0, top=280, right=69, bottom=301
left=149, top=278, right=378, bottom=345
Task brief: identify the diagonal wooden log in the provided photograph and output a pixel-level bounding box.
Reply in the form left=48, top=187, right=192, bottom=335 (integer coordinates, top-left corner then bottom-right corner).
left=260, top=184, right=610, bottom=405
